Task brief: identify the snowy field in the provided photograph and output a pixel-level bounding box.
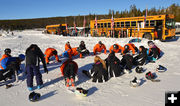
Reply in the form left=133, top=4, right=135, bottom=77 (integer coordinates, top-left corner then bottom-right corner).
left=0, top=30, right=180, bottom=106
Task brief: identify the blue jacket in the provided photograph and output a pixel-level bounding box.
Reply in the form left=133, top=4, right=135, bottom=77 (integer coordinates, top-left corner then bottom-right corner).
left=0, top=57, right=18, bottom=71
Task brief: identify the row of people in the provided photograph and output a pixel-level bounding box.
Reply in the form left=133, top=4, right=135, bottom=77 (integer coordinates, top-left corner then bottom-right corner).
left=0, top=40, right=161, bottom=90
left=60, top=41, right=162, bottom=85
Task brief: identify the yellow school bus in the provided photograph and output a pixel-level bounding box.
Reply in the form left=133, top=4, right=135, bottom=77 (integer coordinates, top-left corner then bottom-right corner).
left=45, top=24, right=67, bottom=35
left=90, top=14, right=176, bottom=41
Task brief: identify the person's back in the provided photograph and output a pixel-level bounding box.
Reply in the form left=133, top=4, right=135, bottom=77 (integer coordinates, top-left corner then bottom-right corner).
left=60, top=59, right=78, bottom=87
left=123, top=43, right=138, bottom=55
left=105, top=52, right=123, bottom=77
left=93, top=41, right=106, bottom=55
left=121, top=54, right=134, bottom=70
left=45, top=48, right=56, bottom=56
left=44, top=48, right=59, bottom=64
left=0, top=57, right=18, bottom=70
left=133, top=46, right=147, bottom=66
left=91, top=56, right=108, bottom=83
left=91, top=62, right=108, bottom=83
left=109, top=44, right=123, bottom=53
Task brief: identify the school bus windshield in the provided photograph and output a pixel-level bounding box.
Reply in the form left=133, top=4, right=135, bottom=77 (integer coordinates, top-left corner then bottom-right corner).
left=166, top=19, right=175, bottom=29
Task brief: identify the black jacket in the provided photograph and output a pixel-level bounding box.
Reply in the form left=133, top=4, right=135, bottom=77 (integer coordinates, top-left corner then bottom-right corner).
left=25, top=45, right=47, bottom=69
left=134, top=48, right=147, bottom=65
left=121, top=54, right=134, bottom=70
left=149, top=48, right=160, bottom=59
left=90, top=62, right=108, bottom=83
left=105, top=53, right=123, bottom=77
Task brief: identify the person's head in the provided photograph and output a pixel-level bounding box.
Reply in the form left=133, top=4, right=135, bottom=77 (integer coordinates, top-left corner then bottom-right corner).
left=98, top=41, right=103, bottom=46
left=66, top=41, right=70, bottom=46
left=124, top=45, right=129, bottom=50
left=147, top=41, right=154, bottom=48
left=52, top=50, right=57, bottom=55
left=94, top=56, right=107, bottom=70
left=80, top=41, right=85, bottom=45
left=4, top=48, right=11, bottom=55
left=29, top=44, right=38, bottom=51
left=113, top=44, right=118, bottom=50
left=18, top=54, right=25, bottom=61
left=139, top=46, right=145, bottom=52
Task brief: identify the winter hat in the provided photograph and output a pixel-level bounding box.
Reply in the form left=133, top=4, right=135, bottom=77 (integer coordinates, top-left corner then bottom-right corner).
left=4, top=48, right=11, bottom=54
left=18, top=54, right=25, bottom=61
left=113, top=44, right=118, bottom=50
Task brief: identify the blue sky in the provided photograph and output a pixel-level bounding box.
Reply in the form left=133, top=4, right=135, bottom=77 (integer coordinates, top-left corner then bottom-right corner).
left=0, top=0, right=179, bottom=20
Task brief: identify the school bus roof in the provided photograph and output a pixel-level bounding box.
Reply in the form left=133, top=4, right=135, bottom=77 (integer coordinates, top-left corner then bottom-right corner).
left=90, top=14, right=174, bottom=23
left=46, top=24, right=67, bottom=28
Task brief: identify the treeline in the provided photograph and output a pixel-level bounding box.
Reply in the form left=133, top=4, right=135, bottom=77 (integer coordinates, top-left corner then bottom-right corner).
left=0, top=3, right=179, bottom=31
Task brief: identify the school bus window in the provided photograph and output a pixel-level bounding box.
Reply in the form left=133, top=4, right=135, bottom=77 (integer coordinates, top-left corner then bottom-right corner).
left=104, top=23, right=107, bottom=27
left=108, top=23, right=111, bottom=28
left=145, top=20, right=149, bottom=26
left=156, top=20, right=163, bottom=26
left=150, top=20, right=155, bottom=26
left=100, top=23, right=103, bottom=28
left=121, top=22, right=124, bottom=27
left=117, top=22, right=120, bottom=27
left=131, top=21, right=136, bottom=26
left=125, top=22, right=130, bottom=27
left=97, top=23, right=100, bottom=28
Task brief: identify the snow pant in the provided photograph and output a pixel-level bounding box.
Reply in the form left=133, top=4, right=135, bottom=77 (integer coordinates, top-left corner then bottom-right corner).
left=26, top=65, right=43, bottom=87
left=63, top=63, right=76, bottom=79
left=81, top=49, right=90, bottom=55
left=108, top=64, right=123, bottom=77
left=0, top=69, right=14, bottom=81
left=92, top=70, right=108, bottom=83
left=0, top=63, right=19, bottom=81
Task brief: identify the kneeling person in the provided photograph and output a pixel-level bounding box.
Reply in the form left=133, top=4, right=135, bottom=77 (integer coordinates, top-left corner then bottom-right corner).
left=82, top=56, right=109, bottom=83
left=105, top=52, right=123, bottom=77
left=60, top=59, right=78, bottom=87
left=44, top=48, right=61, bottom=64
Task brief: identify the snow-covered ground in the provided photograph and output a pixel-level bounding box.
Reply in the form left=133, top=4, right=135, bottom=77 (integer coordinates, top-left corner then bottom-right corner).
left=0, top=30, right=180, bottom=106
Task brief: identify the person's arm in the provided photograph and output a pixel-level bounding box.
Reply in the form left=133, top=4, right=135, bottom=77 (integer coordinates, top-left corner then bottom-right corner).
left=45, top=55, right=49, bottom=64
left=37, top=48, right=48, bottom=73
left=103, top=45, right=107, bottom=54
left=109, top=46, right=112, bottom=53
left=130, top=46, right=135, bottom=54
left=93, top=46, right=96, bottom=55
left=55, top=55, right=59, bottom=62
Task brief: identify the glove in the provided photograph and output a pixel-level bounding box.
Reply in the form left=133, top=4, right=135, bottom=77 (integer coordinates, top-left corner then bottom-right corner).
left=44, top=68, right=48, bottom=74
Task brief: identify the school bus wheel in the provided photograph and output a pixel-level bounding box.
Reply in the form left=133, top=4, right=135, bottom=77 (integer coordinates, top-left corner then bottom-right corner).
left=143, top=33, right=152, bottom=40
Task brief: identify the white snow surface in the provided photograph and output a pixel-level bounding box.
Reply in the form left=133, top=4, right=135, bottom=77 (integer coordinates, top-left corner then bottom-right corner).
left=0, top=30, right=180, bottom=106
